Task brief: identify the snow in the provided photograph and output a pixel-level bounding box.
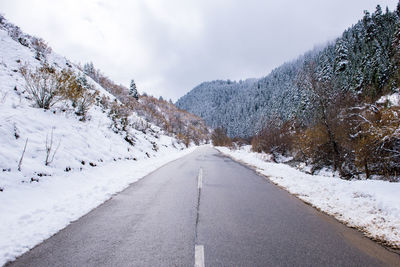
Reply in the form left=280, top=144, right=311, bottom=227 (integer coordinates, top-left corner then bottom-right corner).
left=377, top=92, right=400, bottom=106
left=217, top=146, right=400, bottom=248
left=0, top=20, right=201, bottom=266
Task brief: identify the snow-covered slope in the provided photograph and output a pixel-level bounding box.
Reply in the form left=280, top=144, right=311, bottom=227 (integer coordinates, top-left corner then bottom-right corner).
left=0, top=17, right=190, bottom=193
left=0, top=17, right=200, bottom=265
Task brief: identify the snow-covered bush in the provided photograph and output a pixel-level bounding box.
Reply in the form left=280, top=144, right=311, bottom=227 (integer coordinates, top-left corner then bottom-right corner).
left=108, top=100, right=131, bottom=133
left=20, top=64, right=99, bottom=122
left=31, top=37, right=51, bottom=61
left=72, top=75, right=98, bottom=121
left=20, top=64, right=72, bottom=109
left=347, top=104, right=400, bottom=179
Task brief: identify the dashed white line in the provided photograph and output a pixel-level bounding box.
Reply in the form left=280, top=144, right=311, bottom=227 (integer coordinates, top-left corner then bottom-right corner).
left=195, top=245, right=205, bottom=267
left=197, top=168, right=203, bottom=189
left=195, top=169, right=204, bottom=266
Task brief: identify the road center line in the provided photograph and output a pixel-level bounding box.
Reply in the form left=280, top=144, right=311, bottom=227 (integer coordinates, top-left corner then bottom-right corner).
left=195, top=245, right=205, bottom=267
left=195, top=167, right=203, bottom=234
left=197, top=168, right=203, bottom=189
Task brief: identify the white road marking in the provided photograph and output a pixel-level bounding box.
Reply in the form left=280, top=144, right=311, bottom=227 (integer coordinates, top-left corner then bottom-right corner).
left=197, top=168, right=203, bottom=189
left=195, top=245, right=205, bottom=267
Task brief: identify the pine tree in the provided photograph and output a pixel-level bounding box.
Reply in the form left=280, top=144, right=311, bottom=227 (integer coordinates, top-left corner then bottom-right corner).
left=397, top=0, right=400, bottom=17
left=129, top=79, right=138, bottom=100
left=334, top=39, right=349, bottom=73
left=83, top=62, right=95, bottom=76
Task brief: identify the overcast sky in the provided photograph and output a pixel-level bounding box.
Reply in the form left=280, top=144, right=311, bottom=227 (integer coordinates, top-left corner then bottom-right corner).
left=0, top=0, right=397, bottom=101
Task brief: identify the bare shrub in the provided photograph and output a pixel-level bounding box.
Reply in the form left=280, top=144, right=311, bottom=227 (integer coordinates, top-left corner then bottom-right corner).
left=20, top=64, right=73, bottom=109
left=252, top=120, right=294, bottom=162
left=75, top=90, right=98, bottom=121
left=20, top=65, right=98, bottom=119
left=294, top=124, right=332, bottom=172
left=346, top=104, right=400, bottom=178
left=211, top=127, right=231, bottom=146
left=58, top=72, right=98, bottom=120
left=177, top=133, right=191, bottom=148
left=98, top=95, right=111, bottom=111
left=72, top=76, right=99, bottom=121
left=31, top=37, right=51, bottom=60
left=109, top=101, right=132, bottom=133
left=132, top=119, right=151, bottom=132
left=45, top=129, right=61, bottom=166
left=7, top=25, right=22, bottom=41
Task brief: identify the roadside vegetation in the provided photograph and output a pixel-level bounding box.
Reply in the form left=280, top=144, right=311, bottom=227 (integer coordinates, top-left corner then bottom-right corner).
left=81, top=61, right=209, bottom=146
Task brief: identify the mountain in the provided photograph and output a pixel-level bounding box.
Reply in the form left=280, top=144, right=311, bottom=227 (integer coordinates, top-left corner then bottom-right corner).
left=176, top=4, right=400, bottom=138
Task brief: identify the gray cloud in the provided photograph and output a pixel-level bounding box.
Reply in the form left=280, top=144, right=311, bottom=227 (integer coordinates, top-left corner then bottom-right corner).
left=0, top=0, right=397, bottom=100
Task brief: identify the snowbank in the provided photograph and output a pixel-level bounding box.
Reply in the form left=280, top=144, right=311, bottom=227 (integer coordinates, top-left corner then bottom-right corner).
left=217, top=146, right=400, bottom=248
left=377, top=92, right=400, bottom=106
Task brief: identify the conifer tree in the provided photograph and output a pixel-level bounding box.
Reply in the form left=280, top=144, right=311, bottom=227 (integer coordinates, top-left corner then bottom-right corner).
left=397, top=0, right=400, bottom=17
left=334, top=39, right=349, bottom=73
left=129, top=79, right=138, bottom=100
left=83, top=62, right=95, bottom=76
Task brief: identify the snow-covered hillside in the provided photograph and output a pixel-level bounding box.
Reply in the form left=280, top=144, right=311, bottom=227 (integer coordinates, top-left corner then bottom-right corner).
left=0, top=15, right=196, bottom=193
left=0, top=17, right=204, bottom=265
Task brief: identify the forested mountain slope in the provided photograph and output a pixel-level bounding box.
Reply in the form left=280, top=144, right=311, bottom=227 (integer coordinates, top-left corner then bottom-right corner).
left=177, top=4, right=400, bottom=138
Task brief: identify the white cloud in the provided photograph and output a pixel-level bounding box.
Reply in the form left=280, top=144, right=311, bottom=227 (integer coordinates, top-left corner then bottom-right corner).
left=0, top=0, right=397, bottom=100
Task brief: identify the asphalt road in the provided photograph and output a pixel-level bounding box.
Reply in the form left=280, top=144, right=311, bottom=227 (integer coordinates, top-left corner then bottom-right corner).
left=7, top=147, right=400, bottom=266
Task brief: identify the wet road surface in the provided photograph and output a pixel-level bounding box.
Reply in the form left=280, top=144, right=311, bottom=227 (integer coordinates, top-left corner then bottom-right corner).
left=7, top=147, right=400, bottom=266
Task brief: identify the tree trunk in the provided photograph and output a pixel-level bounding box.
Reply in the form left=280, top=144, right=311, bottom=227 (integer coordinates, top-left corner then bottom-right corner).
left=364, top=159, right=370, bottom=179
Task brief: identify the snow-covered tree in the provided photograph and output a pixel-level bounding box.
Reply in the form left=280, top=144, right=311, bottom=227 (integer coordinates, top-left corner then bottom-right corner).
left=334, top=39, right=349, bottom=73
left=129, top=79, right=138, bottom=100
left=83, top=62, right=95, bottom=76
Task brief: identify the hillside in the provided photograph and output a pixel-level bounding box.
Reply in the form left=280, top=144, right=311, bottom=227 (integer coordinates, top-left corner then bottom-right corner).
left=0, top=14, right=209, bottom=184
left=0, top=15, right=208, bottom=265
left=176, top=4, right=400, bottom=138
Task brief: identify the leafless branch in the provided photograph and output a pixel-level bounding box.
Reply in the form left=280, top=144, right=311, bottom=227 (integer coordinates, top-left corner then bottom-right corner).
left=45, top=128, right=61, bottom=166
left=18, top=138, right=28, bottom=171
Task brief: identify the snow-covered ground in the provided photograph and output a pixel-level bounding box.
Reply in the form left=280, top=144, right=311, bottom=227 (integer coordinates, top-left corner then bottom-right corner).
left=217, top=146, right=400, bottom=249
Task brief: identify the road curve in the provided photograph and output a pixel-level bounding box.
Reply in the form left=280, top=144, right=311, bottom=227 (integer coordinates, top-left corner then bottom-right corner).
left=6, top=146, right=400, bottom=266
